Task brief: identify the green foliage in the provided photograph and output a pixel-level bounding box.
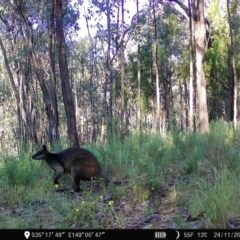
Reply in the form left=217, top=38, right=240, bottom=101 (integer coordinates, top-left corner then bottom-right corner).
left=96, top=132, right=166, bottom=192
left=127, top=43, right=153, bottom=113
left=1, top=121, right=240, bottom=228
left=3, top=155, right=40, bottom=188
left=187, top=168, right=240, bottom=228
left=204, top=0, right=240, bottom=120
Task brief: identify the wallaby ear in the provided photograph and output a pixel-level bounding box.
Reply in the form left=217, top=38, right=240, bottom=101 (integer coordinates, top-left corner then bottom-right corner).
left=42, top=145, right=47, bottom=151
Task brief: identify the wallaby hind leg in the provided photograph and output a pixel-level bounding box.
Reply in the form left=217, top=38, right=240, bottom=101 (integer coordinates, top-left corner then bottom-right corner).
left=53, top=168, right=64, bottom=185
left=105, top=177, right=110, bottom=186
left=71, top=170, right=81, bottom=192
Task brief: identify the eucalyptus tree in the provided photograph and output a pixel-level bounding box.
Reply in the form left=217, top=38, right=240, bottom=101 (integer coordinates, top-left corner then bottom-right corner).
left=68, top=37, right=99, bottom=144
left=0, top=0, right=63, bottom=146
left=84, top=0, right=131, bottom=140
left=188, top=0, right=194, bottom=131
left=127, top=10, right=153, bottom=129
left=0, top=0, right=84, bottom=147
left=53, top=0, right=79, bottom=147
left=192, top=0, right=209, bottom=134
left=227, top=0, right=238, bottom=129
left=168, top=0, right=209, bottom=133
left=87, top=0, right=116, bottom=140
left=127, top=1, right=190, bottom=131
left=136, top=0, right=141, bottom=131
left=152, top=0, right=161, bottom=133
left=120, top=0, right=126, bottom=142
left=84, top=12, right=101, bottom=143
left=203, top=0, right=240, bottom=123
left=0, top=0, right=40, bottom=149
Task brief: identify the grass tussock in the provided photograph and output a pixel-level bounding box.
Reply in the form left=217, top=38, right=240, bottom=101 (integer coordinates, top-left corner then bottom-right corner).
left=0, top=120, right=240, bottom=229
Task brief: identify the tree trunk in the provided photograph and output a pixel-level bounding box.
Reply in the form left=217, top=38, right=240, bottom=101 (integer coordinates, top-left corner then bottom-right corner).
left=107, top=0, right=113, bottom=136
left=48, top=1, right=60, bottom=144
left=152, top=0, right=161, bottom=133
left=0, top=37, right=24, bottom=143
left=101, top=0, right=112, bottom=142
left=136, top=0, right=141, bottom=132
left=120, top=0, right=126, bottom=142
left=184, top=79, right=189, bottom=129
left=192, top=0, right=209, bottom=134
left=188, top=0, right=194, bottom=131
left=227, top=50, right=234, bottom=122
left=54, top=0, right=79, bottom=146
left=85, top=16, right=98, bottom=143
left=15, top=0, right=61, bottom=145
left=227, top=0, right=238, bottom=129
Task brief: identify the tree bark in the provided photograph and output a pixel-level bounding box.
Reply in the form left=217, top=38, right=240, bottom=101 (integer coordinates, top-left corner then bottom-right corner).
left=0, top=4, right=44, bottom=147
left=152, top=0, right=161, bottom=133
left=227, top=0, right=238, bottom=129
left=188, top=0, right=194, bottom=131
left=48, top=1, right=60, bottom=144
left=0, top=37, right=24, bottom=143
left=192, top=0, right=209, bottom=134
left=54, top=0, right=79, bottom=146
left=136, top=0, right=141, bottom=132
left=15, top=0, right=61, bottom=145
left=120, top=0, right=126, bottom=142
left=86, top=18, right=99, bottom=143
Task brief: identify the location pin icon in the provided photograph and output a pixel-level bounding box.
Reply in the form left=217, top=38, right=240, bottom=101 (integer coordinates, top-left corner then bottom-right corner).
left=24, top=231, right=30, bottom=239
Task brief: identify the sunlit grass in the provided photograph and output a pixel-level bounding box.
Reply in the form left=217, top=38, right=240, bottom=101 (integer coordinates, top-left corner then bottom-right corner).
left=0, top=120, right=240, bottom=228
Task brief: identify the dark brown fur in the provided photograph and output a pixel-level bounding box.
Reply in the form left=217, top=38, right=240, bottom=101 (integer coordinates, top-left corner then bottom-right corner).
left=32, top=145, right=108, bottom=192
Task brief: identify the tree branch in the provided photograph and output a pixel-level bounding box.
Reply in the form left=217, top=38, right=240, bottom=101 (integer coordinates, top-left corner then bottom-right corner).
left=167, top=0, right=189, bottom=18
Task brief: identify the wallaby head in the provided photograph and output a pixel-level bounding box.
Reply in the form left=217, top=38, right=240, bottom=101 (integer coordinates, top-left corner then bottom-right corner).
left=32, top=145, right=49, bottom=160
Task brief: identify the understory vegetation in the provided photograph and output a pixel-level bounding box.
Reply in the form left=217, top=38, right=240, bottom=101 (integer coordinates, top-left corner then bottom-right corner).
left=1, top=121, right=240, bottom=229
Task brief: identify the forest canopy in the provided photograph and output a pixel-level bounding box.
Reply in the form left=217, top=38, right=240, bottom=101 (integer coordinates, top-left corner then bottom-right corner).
left=0, top=0, right=239, bottom=153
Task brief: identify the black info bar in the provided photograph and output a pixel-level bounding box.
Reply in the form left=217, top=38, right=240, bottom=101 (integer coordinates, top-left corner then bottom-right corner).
left=1, top=229, right=240, bottom=240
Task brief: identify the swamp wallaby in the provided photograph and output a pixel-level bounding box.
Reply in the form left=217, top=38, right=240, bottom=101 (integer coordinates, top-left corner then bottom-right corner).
left=32, top=145, right=108, bottom=192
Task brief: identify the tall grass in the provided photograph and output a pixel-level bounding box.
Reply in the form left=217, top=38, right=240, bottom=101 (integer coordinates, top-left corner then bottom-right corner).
left=0, top=120, right=240, bottom=228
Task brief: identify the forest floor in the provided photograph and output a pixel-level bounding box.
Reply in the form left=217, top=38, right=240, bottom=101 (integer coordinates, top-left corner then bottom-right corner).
left=0, top=173, right=199, bottom=229
left=1, top=121, right=240, bottom=229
